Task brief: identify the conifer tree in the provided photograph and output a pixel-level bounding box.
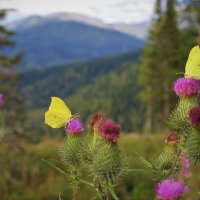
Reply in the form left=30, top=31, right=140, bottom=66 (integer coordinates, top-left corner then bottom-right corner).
left=138, top=0, right=164, bottom=133
left=0, top=8, right=25, bottom=137
left=139, top=0, right=181, bottom=133
left=159, top=0, right=181, bottom=117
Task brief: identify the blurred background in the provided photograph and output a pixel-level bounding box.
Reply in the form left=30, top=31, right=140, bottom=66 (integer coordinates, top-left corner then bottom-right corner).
left=0, top=0, right=200, bottom=199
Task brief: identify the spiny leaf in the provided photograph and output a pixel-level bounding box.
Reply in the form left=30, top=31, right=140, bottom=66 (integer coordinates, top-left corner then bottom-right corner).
left=135, top=152, right=153, bottom=169
left=41, top=158, right=70, bottom=178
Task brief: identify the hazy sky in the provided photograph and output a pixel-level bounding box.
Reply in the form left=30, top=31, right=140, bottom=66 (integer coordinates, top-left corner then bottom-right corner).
left=1, top=0, right=156, bottom=23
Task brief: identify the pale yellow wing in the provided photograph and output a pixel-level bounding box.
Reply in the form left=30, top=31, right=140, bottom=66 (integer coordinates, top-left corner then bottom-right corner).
left=185, top=45, right=200, bottom=79
left=45, top=97, right=71, bottom=128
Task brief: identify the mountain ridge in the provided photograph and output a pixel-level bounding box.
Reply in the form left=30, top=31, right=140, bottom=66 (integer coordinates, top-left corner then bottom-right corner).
left=8, top=17, right=144, bottom=70
left=8, top=12, right=149, bottom=39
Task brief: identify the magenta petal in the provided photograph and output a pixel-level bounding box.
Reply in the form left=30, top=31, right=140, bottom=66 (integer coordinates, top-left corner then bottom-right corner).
left=173, top=78, right=200, bottom=96
left=0, top=93, right=4, bottom=106
left=156, top=179, right=188, bottom=200
left=99, top=119, right=120, bottom=143
left=66, top=118, right=84, bottom=135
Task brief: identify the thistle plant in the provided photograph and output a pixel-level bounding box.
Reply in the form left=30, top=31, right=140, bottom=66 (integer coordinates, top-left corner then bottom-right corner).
left=44, top=98, right=127, bottom=200
left=139, top=46, right=200, bottom=200
left=43, top=46, right=200, bottom=199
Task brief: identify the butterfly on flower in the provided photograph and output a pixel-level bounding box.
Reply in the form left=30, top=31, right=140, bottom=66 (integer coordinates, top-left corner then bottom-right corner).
left=185, top=45, right=200, bottom=79
left=45, top=97, right=72, bottom=128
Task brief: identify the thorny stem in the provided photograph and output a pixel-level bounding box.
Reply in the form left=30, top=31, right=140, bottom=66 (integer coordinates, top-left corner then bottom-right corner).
left=73, top=190, right=78, bottom=200
left=169, top=137, right=183, bottom=178
left=95, top=177, right=106, bottom=200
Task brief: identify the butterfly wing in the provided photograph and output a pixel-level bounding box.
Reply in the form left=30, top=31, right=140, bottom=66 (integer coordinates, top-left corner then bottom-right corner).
left=185, top=45, right=200, bottom=79
left=45, top=97, right=72, bottom=128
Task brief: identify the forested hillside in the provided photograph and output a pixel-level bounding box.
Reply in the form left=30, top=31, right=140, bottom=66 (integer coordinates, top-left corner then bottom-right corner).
left=21, top=51, right=143, bottom=131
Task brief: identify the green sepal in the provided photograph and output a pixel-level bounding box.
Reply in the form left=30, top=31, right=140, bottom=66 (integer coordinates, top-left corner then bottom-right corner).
left=167, top=96, right=197, bottom=133
left=60, top=134, right=84, bottom=167
left=91, top=140, right=127, bottom=183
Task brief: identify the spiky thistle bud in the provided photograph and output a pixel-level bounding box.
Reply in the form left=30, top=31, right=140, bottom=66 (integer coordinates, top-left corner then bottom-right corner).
left=168, top=96, right=197, bottom=133
left=91, top=141, right=126, bottom=183
left=165, top=132, right=179, bottom=146
left=60, top=134, right=84, bottom=167
left=89, top=112, right=105, bottom=132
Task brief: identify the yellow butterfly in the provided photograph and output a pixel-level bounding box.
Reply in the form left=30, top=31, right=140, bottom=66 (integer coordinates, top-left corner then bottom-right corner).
left=45, top=97, right=72, bottom=128
left=185, top=45, right=200, bottom=79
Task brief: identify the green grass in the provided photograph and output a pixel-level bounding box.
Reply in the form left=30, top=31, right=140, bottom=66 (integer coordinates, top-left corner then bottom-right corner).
left=1, top=134, right=200, bottom=200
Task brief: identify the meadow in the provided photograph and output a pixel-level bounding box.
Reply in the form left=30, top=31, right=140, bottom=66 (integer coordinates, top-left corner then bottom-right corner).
left=1, top=134, right=200, bottom=200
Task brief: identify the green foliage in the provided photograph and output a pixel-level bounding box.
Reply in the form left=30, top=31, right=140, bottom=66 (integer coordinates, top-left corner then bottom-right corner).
left=68, top=63, right=144, bottom=132
left=21, top=51, right=140, bottom=108
left=167, top=96, right=197, bottom=133
left=152, top=146, right=175, bottom=179
left=22, top=52, right=144, bottom=133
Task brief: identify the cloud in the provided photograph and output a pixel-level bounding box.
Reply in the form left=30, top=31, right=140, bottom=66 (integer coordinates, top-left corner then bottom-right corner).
left=1, top=0, right=156, bottom=23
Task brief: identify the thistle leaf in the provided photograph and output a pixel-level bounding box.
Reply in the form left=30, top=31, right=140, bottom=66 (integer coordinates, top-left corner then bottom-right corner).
left=41, top=158, right=70, bottom=178
left=135, top=152, right=153, bottom=169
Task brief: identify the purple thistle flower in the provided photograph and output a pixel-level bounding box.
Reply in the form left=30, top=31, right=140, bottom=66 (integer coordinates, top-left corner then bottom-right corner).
left=188, top=106, right=200, bottom=127
left=173, top=77, right=200, bottom=97
left=182, top=154, right=191, bottom=169
left=66, top=118, right=84, bottom=135
left=180, top=154, right=192, bottom=179
left=156, top=179, right=188, bottom=200
left=0, top=93, right=4, bottom=106
left=99, top=119, right=120, bottom=143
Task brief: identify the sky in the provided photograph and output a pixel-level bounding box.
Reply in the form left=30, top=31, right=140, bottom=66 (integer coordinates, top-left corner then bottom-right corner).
left=1, top=0, right=156, bottom=24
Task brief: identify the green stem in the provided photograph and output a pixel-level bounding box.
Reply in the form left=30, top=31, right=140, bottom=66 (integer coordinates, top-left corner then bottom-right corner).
left=0, top=111, right=4, bottom=140
left=94, top=177, right=106, bottom=200
left=72, top=190, right=78, bottom=200
left=169, top=137, right=182, bottom=178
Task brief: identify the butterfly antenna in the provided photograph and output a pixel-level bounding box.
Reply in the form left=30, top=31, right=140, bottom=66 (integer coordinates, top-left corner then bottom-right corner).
left=176, top=72, right=185, bottom=75
left=72, top=114, right=80, bottom=119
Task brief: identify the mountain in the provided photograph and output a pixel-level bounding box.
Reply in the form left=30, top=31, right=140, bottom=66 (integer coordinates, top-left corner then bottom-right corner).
left=7, top=12, right=146, bottom=70
left=109, top=22, right=150, bottom=39
left=46, top=12, right=150, bottom=39
left=8, top=12, right=150, bottom=39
